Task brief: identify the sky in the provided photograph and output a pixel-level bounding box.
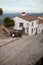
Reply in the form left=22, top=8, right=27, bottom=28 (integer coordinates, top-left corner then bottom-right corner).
left=0, top=0, right=43, bottom=13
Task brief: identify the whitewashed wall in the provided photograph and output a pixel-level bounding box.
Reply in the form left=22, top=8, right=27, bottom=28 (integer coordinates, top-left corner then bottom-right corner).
left=13, top=17, right=30, bottom=33
left=37, top=24, right=43, bottom=34
left=29, top=20, right=38, bottom=35
left=13, top=17, right=39, bottom=35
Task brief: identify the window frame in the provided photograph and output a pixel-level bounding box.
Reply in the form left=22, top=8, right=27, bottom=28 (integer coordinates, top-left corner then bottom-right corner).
left=19, top=23, right=23, bottom=27
left=31, top=28, right=33, bottom=33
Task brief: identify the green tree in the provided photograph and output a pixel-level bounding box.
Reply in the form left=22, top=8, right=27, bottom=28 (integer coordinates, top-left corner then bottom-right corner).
left=0, top=8, right=3, bottom=15
left=4, top=17, right=15, bottom=27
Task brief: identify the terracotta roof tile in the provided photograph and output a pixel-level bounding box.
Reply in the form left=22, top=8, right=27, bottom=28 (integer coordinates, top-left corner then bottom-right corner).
left=38, top=19, right=43, bottom=24
left=19, top=15, right=37, bottom=22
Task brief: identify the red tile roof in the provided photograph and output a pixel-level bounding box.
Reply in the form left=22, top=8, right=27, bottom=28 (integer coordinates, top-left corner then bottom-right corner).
left=19, top=15, right=37, bottom=22
left=38, top=19, right=43, bottom=24
left=38, top=16, right=43, bottom=20
left=38, top=16, right=43, bottom=24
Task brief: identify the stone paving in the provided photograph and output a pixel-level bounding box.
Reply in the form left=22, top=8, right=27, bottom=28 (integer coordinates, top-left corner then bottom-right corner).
left=0, top=37, right=18, bottom=47
left=0, top=34, right=43, bottom=65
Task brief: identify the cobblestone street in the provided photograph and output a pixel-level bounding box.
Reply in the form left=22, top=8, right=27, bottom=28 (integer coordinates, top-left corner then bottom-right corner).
left=0, top=34, right=43, bottom=65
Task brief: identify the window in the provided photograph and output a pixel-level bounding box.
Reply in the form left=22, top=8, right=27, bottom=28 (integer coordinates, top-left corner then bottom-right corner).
left=31, top=29, right=33, bottom=33
left=32, top=22, right=33, bottom=26
left=19, top=23, right=23, bottom=27
left=27, top=23, right=29, bottom=25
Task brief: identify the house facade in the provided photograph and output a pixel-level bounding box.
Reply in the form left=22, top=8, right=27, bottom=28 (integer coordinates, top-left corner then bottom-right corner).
left=13, top=12, right=40, bottom=35
left=37, top=16, right=43, bottom=34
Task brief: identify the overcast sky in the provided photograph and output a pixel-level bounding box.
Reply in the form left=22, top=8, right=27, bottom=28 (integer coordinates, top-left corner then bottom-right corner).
left=0, top=0, right=43, bottom=13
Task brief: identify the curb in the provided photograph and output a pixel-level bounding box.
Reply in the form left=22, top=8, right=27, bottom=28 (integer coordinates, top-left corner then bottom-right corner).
left=0, top=38, right=18, bottom=48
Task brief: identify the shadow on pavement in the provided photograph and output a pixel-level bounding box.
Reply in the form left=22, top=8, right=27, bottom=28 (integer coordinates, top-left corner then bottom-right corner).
left=35, top=57, right=43, bottom=65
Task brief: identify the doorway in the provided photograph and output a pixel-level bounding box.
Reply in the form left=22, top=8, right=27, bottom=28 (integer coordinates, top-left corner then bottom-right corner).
left=35, top=28, right=37, bottom=34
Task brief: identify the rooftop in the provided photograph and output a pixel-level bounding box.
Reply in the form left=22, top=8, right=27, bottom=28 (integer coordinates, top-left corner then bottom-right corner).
left=19, top=15, right=37, bottom=22
left=38, top=19, right=43, bottom=24
left=38, top=16, right=43, bottom=24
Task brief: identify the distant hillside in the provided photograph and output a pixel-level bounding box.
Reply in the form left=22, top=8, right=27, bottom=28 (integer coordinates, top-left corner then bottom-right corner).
left=0, top=13, right=43, bottom=19
left=0, top=13, right=21, bottom=19
left=0, top=13, right=43, bottom=24
left=27, top=13, right=43, bottom=17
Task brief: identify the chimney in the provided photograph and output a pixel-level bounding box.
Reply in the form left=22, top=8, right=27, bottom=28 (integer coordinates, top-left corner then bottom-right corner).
left=22, top=12, right=26, bottom=16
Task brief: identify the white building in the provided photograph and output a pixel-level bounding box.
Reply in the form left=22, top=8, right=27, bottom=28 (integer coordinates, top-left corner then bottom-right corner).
left=37, top=16, right=43, bottom=34
left=13, top=12, right=39, bottom=35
